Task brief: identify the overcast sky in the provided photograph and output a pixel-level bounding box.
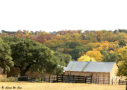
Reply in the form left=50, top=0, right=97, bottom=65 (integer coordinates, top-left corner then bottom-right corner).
left=0, top=0, right=127, bottom=32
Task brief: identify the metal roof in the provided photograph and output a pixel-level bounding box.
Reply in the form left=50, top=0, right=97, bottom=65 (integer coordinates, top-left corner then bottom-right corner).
left=65, top=61, right=115, bottom=72
left=66, top=61, right=89, bottom=71
left=83, top=62, right=115, bottom=72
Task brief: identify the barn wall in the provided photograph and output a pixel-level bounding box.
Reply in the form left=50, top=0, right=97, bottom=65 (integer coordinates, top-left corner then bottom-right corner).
left=95, top=72, right=110, bottom=84
left=110, top=63, right=119, bottom=85
left=65, top=71, right=110, bottom=84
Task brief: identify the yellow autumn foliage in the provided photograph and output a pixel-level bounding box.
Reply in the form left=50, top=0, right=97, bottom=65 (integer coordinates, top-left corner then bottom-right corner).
left=78, top=55, right=96, bottom=62
left=86, top=50, right=103, bottom=62
left=117, top=47, right=125, bottom=54
left=117, top=46, right=127, bottom=76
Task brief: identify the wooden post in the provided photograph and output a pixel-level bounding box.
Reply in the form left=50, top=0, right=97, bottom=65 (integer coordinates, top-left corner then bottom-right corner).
left=108, top=73, right=110, bottom=84
left=103, top=74, right=104, bottom=84
left=85, top=76, right=86, bottom=83
left=73, top=75, right=74, bottom=82
left=68, top=74, right=69, bottom=82
left=78, top=75, right=79, bottom=83
left=96, top=73, right=97, bottom=84
left=41, top=77, right=42, bottom=82
left=44, top=76, right=45, bottom=82
left=57, top=74, right=58, bottom=83
left=112, top=78, right=113, bottom=85
left=91, top=76, right=92, bottom=84
left=116, top=78, right=117, bottom=85
left=126, top=82, right=127, bottom=90
left=49, top=76, right=50, bottom=83
left=27, top=76, right=28, bottom=82
left=62, top=74, right=63, bottom=82
left=98, top=76, right=99, bottom=84
left=119, top=79, right=120, bottom=85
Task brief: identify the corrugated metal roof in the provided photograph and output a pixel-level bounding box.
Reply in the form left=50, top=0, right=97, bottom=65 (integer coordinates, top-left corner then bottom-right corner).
left=65, top=61, right=115, bottom=72
left=83, top=62, right=115, bottom=72
left=66, top=61, right=89, bottom=71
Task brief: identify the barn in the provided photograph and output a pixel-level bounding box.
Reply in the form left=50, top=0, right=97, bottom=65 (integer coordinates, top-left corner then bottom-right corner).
left=64, top=61, right=119, bottom=84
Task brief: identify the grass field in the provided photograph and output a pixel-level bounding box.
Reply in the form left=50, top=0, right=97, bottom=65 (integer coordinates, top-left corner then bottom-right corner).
left=0, top=82, right=126, bottom=90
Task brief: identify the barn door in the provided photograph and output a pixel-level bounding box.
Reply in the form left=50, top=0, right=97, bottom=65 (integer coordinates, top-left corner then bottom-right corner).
left=98, top=76, right=103, bottom=84
left=98, top=74, right=109, bottom=84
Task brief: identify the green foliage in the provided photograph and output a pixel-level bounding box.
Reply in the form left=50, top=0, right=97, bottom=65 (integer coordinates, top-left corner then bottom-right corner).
left=35, top=78, right=42, bottom=82
left=4, top=37, right=58, bottom=76
left=103, top=52, right=118, bottom=62
left=0, top=77, right=18, bottom=82
left=52, top=51, right=72, bottom=74
left=53, top=65, right=64, bottom=75
left=70, top=46, right=87, bottom=60
left=100, top=50, right=107, bottom=55
left=53, top=51, right=72, bottom=66
left=0, top=38, right=14, bottom=73
left=119, top=39, right=127, bottom=47
left=65, top=41, right=82, bottom=49
left=117, top=46, right=127, bottom=76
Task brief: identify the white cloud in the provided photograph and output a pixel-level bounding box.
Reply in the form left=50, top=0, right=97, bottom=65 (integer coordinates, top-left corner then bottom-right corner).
left=0, top=0, right=127, bottom=32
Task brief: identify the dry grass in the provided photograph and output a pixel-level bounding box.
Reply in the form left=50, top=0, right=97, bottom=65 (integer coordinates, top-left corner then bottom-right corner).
left=0, top=82, right=126, bottom=90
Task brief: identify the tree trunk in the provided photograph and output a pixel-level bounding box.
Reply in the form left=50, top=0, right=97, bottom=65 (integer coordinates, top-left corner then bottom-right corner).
left=20, top=70, right=26, bottom=76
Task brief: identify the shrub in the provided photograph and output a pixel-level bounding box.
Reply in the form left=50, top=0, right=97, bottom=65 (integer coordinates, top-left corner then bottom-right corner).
left=35, top=78, right=42, bottom=82
left=0, top=77, right=18, bottom=82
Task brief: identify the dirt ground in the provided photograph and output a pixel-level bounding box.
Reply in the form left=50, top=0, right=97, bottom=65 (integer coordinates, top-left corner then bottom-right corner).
left=0, top=82, right=126, bottom=90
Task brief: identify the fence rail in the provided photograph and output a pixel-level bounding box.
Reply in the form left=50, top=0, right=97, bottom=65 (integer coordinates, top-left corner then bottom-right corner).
left=52, top=74, right=92, bottom=83
left=118, top=80, right=127, bottom=85
left=18, top=75, right=125, bottom=85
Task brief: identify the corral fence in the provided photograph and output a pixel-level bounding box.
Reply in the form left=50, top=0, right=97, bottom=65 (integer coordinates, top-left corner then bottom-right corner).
left=18, top=76, right=58, bottom=82
left=18, top=75, right=127, bottom=85
left=18, top=74, right=92, bottom=83
left=111, top=78, right=127, bottom=85
left=118, top=80, right=127, bottom=85
left=18, top=76, right=41, bottom=82
left=52, top=74, right=92, bottom=83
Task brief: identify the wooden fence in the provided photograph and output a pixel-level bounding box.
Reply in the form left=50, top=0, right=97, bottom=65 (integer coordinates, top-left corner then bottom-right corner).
left=118, top=80, right=127, bottom=85
left=92, top=76, right=109, bottom=84
left=52, top=74, right=92, bottom=83
left=111, top=78, right=127, bottom=85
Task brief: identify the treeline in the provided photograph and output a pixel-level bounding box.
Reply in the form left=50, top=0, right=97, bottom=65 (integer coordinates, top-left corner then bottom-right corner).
left=1, top=29, right=127, bottom=61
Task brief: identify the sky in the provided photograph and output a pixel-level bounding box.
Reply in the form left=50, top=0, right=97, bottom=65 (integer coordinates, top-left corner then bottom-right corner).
left=0, top=0, right=127, bottom=33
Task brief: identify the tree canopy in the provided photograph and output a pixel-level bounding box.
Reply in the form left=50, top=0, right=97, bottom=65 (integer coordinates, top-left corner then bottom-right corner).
left=103, top=52, right=118, bottom=62
left=78, top=55, right=96, bottom=62
left=117, top=46, right=127, bottom=76
left=4, top=37, right=58, bottom=76
left=0, top=38, right=14, bottom=73
left=86, top=50, right=103, bottom=62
